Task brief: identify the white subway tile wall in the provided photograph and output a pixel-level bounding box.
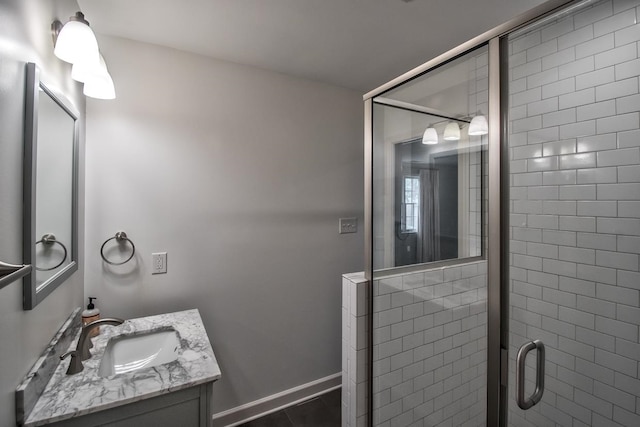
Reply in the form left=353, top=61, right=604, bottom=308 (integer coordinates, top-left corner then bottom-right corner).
left=342, top=272, right=369, bottom=427
left=508, top=1, right=640, bottom=426
left=371, top=261, right=488, bottom=427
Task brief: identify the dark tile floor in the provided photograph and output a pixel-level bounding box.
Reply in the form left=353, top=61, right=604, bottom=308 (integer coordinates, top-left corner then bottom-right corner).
left=239, top=388, right=341, bottom=427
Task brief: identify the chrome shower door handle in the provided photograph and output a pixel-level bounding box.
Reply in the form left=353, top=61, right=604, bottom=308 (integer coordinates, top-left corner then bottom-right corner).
left=516, top=339, right=545, bottom=410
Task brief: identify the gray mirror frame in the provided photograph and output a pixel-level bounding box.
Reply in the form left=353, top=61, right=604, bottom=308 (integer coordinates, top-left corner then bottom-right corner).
left=23, top=62, right=79, bottom=310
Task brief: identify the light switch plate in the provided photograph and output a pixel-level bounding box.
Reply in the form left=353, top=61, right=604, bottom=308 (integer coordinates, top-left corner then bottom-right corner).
left=152, top=252, right=167, bottom=274
left=339, top=217, right=357, bottom=234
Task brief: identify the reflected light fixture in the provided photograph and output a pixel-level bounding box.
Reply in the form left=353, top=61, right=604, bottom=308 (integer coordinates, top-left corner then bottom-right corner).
left=52, top=12, right=99, bottom=65
left=468, top=115, right=489, bottom=136
left=422, top=127, right=438, bottom=145
left=443, top=122, right=460, bottom=141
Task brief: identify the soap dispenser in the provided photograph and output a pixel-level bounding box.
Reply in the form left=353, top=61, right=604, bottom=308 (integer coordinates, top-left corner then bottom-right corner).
left=82, top=297, right=100, bottom=337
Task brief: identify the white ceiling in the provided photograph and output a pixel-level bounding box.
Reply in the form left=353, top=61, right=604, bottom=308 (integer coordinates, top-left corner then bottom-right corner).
left=77, top=0, right=547, bottom=93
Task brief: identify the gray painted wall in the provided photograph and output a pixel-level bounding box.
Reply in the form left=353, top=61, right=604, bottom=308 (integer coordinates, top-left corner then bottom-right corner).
left=83, top=36, right=364, bottom=413
left=0, top=0, right=85, bottom=424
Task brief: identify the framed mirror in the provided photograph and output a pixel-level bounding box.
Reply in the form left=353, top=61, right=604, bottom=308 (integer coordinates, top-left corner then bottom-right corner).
left=23, top=63, right=79, bottom=310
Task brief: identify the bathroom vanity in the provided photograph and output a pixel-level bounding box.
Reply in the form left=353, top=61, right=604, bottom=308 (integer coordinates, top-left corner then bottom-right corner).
left=17, top=309, right=221, bottom=426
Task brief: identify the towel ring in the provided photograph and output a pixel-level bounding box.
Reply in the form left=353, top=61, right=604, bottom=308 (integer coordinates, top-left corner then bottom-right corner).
left=100, top=231, right=136, bottom=265
left=35, top=234, right=67, bottom=271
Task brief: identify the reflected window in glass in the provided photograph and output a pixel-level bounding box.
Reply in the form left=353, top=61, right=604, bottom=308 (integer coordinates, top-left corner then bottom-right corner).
left=402, top=176, right=419, bottom=233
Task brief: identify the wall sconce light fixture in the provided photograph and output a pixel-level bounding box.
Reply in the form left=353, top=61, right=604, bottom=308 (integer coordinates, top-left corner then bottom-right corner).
left=52, top=12, right=98, bottom=64
left=52, top=12, right=116, bottom=99
left=72, top=54, right=115, bottom=99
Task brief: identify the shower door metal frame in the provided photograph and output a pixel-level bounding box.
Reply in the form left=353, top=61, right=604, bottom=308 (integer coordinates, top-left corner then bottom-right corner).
left=363, top=0, right=585, bottom=425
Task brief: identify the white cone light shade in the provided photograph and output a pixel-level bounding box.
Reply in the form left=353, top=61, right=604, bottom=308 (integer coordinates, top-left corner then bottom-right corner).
left=468, top=115, right=488, bottom=136
left=443, top=122, right=460, bottom=141
left=83, top=72, right=116, bottom=99
left=422, top=127, right=438, bottom=145
left=54, top=19, right=99, bottom=64
left=72, top=54, right=107, bottom=83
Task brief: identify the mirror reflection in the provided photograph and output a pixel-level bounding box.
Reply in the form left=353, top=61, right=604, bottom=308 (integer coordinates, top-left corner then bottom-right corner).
left=23, top=63, right=78, bottom=309
left=372, top=45, right=488, bottom=271
left=34, top=88, right=75, bottom=288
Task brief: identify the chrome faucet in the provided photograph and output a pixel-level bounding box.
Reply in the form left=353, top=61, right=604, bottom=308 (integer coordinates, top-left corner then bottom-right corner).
left=61, top=317, right=125, bottom=375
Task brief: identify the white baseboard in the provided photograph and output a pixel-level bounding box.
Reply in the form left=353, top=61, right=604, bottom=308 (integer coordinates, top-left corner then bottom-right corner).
left=211, top=373, right=342, bottom=427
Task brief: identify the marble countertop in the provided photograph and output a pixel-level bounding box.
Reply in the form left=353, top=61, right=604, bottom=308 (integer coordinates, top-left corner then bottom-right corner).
left=24, top=309, right=221, bottom=426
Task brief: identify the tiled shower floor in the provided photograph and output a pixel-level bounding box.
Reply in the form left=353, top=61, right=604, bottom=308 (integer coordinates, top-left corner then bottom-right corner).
left=239, top=388, right=341, bottom=427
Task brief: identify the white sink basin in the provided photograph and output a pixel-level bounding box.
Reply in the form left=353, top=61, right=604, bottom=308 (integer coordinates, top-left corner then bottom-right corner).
left=98, top=329, right=181, bottom=377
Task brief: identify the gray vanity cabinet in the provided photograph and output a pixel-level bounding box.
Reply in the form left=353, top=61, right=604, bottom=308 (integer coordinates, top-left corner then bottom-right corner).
left=47, top=383, right=212, bottom=427
left=19, top=310, right=220, bottom=427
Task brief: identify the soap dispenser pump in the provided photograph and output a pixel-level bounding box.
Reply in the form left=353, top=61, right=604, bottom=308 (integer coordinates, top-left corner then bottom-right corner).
left=82, top=297, right=101, bottom=336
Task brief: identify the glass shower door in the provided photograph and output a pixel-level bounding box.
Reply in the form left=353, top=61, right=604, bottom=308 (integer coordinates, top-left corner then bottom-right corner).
left=506, top=0, right=640, bottom=425
left=370, top=45, right=490, bottom=426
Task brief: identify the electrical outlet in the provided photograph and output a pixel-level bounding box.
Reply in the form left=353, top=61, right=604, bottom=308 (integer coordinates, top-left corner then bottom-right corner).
left=152, top=252, right=167, bottom=274
left=339, top=217, right=357, bottom=234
